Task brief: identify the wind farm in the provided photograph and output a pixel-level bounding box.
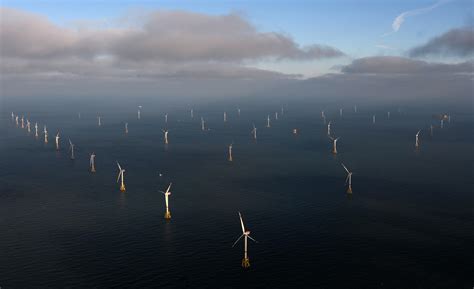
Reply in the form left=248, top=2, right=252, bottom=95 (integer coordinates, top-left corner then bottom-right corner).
left=1, top=1, right=472, bottom=288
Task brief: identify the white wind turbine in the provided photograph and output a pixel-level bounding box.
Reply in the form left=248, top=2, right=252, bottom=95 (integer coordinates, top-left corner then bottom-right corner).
left=68, top=139, right=75, bottom=159
left=329, top=136, right=339, bottom=154
left=26, top=119, right=31, bottom=133
left=35, top=122, right=38, bottom=138
left=266, top=115, right=271, bottom=128
left=15, top=115, right=19, bottom=126
left=43, top=125, right=48, bottom=144
left=11, top=112, right=14, bottom=122
left=224, top=112, right=227, bottom=122
left=372, top=115, right=376, bottom=124
left=159, top=183, right=172, bottom=219
left=165, top=113, right=168, bottom=123
left=341, top=163, right=353, bottom=194
left=251, top=124, right=257, bottom=140
left=281, top=106, right=284, bottom=115
left=162, top=129, right=169, bottom=144
left=116, top=161, right=126, bottom=192
left=21, top=116, right=24, bottom=128
left=354, top=105, right=357, bottom=113
left=228, top=143, right=233, bottom=162
left=90, top=152, right=96, bottom=173
left=232, top=212, right=258, bottom=268
left=125, top=122, right=128, bottom=134
left=55, top=132, right=60, bottom=150
left=98, top=116, right=102, bottom=127
left=327, top=121, right=331, bottom=136
left=275, top=111, right=278, bottom=120
left=190, top=108, right=194, bottom=119
left=237, top=107, right=241, bottom=117
left=201, top=117, right=206, bottom=131
left=340, top=108, right=343, bottom=117
left=440, top=119, right=444, bottom=129
left=430, top=125, right=434, bottom=137
left=415, top=130, right=421, bottom=149
left=387, top=111, right=391, bottom=119
left=138, top=106, right=142, bottom=120
left=321, top=110, right=326, bottom=124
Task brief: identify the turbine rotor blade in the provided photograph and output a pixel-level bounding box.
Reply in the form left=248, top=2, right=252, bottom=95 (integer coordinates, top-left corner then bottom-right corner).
left=232, top=234, right=244, bottom=248
left=248, top=235, right=258, bottom=243
left=238, top=212, right=246, bottom=234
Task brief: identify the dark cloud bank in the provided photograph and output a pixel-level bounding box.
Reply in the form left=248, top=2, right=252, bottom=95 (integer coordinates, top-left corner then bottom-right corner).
left=1, top=8, right=472, bottom=112
left=409, top=27, right=474, bottom=57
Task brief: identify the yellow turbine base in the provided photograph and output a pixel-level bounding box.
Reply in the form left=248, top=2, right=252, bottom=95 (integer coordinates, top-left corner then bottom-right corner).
left=91, top=168, right=96, bottom=173
left=242, top=258, right=250, bottom=268
left=347, top=186, right=352, bottom=194
left=332, top=150, right=337, bottom=154
left=120, top=185, right=126, bottom=192
left=164, top=211, right=171, bottom=219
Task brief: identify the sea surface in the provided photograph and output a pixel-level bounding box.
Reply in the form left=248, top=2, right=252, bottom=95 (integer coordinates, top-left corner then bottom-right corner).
left=1, top=98, right=473, bottom=288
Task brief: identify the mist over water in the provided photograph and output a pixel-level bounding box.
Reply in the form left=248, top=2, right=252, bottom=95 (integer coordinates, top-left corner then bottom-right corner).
left=0, top=94, right=473, bottom=288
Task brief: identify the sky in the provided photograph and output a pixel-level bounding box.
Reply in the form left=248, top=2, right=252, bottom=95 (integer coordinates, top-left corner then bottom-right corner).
left=0, top=0, right=472, bottom=101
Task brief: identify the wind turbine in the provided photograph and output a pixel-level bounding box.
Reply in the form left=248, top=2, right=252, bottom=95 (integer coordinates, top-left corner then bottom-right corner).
left=138, top=106, right=142, bottom=120
left=440, top=119, right=444, bottom=129
left=266, top=115, right=271, bottom=128
left=55, top=132, right=60, bottom=150
left=190, top=108, right=194, bottom=118
left=11, top=112, right=14, bottom=122
left=116, top=161, right=126, bottom=192
left=15, top=115, right=19, bottom=126
left=26, top=120, right=31, bottom=133
left=341, top=163, right=353, bottom=194
left=98, top=116, right=102, bottom=127
left=372, top=115, right=376, bottom=124
left=35, top=122, right=38, bottom=138
left=415, top=130, right=421, bottom=149
left=281, top=106, right=284, bottom=115
left=387, top=111, right=391, bottom=119
left=21, top=116, right=24, bottom=128
left=224, top=112, right=227, bottom=122
left=228, top=143, right=233, bottom=162
left=354, top=105, right=357, bottom=113
left=160, top=183, right=172, bottom=219
left=430, top=125, right=434, bottom=137
left=340, top=108, right=343, bottom=117
left=162, top=129, right=169, bottom=144
left=68, top=139, right=75, bottom=159
left=125, top=122, right=128, bottom=134
left=165, top=113, right=168, bottom=123
left=232, top=212, right=258, bottom=268
left=275, top=111, right=278, bottom=120
left=43, top=125, right=48, bottom=144
left=251, top=124, right=257, bottom=140
left=237, top=107, right=241, bottom=117
left=201, top=117, right=206, bottom=131
left=329, top=136, right=339, bottom=154
left=327, top=121, right=331, bottom=136
left=321, top=110, right=326, bottom=124
left=90, top=152, right=96, bottom=173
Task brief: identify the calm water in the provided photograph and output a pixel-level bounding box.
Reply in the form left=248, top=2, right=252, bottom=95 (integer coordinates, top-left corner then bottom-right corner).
left=0, top=99, right=473, bottom=288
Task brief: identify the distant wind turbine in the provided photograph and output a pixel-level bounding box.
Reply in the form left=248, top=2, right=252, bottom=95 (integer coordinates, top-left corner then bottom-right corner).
left=224, top=112, right=227, bottom=122
left=125, top=122, right=128, bottom=134
left=251, top=124, right=257, bottom=140
left=35, top=122, right=38, bottom=138
left=138, top=106, right=142, bottom=120
left=327, top=121, right=331, bottom=136
left=275, top=111, right=278, bottom=120
left=232, top=212, right=258, bottom=268
left=26, top=119, right=31, bottom=133
left=341, top=163, right=353, bottom=194
left=55, top=132, right=60, bottom=150
left=415, top=130, right=421, bottom=149
left=21, top=116, right=24, bottom=129
left=116, top=161, right=126, bottom=192
left=228, top=143, right=233, bottom=162
left=329, top=136, right=339, bottom=154
left=90, top=152, right=96, bottom=173
left=43, top=125, right=48, bottom=144
left=266, top=115, right=271, bottom=128
left=162, top=129, right=169, bottom=144
left=160, top=183, right=172, bottom=219
left=98, top=116, right=102, bottom=127
left=372, top=115, right=376, bottom=124
left=201, top=117, right=206, bottom=131
left=68, top=139, right=75, bottom=159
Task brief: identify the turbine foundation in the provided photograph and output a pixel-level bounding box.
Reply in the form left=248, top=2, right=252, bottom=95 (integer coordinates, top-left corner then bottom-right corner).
left=347, top=186, right=352, bottom=194
left=120, top=185, right=126, bottom=192
left=164, top=210, right=171, bottom=219
left=242, top=257, right=250, bottom=268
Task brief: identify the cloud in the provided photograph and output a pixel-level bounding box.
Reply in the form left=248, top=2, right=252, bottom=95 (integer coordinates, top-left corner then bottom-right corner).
left=340, top=56, right=472, bottom=74
left=383, top=0, right=448, bottom=35
left=0, top=7, right=343, bottom=65
left=409, top=27, right=474, bottom=57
